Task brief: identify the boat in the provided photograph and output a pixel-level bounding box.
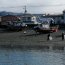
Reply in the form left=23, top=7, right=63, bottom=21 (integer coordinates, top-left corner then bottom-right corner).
left=34, top=21, right=58, bottom=33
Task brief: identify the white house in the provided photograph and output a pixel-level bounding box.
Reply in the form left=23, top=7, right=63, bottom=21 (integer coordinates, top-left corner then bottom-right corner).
left=21, top=13, right=38, bottom=25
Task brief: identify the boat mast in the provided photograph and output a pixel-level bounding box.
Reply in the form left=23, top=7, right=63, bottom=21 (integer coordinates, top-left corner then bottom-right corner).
left=24, top=6, right=27, bottom=14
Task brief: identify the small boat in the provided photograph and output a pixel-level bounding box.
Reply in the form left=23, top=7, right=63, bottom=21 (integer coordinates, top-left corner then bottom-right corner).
left=34, top=22, right=58, bottom=33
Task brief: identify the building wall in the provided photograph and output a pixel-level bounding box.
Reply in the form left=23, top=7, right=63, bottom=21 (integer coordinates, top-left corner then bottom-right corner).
left=63, top=11, right=65, bottom=23
left=42, top=14, right=64, bottom=24
left=1, top=15, right=20, bottom=26
left=0, top=16, right=1, bottom=22
left=1, top=15, right=20, bottom=22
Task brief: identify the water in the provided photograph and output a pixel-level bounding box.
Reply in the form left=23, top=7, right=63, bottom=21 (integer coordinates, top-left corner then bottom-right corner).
left=0, top=48, right=65, bottom=65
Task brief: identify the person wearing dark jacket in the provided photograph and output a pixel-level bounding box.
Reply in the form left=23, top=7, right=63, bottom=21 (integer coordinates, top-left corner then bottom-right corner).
left=62, top=32, right=64, bottom=40
left=47, top=33, right=50, bottom=40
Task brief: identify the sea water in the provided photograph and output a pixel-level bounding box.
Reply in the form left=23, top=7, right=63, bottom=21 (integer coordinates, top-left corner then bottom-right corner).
left=0, top=48, right=65, bottom=65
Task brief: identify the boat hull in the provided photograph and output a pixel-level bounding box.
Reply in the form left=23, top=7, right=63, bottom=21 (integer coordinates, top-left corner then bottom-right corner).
left=34, top=27, right=58, bottom=33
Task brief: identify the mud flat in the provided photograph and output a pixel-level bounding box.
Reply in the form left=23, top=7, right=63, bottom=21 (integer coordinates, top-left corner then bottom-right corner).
left=0, top=29, right=65, bottom=51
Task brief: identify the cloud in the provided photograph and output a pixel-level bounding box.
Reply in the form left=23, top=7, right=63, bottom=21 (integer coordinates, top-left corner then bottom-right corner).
left=27, top=0, right=65, bottom=6
left=26, top=0, right=65, bottom=14
left=0, top=0, right=65, bottom=14
left=0, top=0, right=27, bottom=7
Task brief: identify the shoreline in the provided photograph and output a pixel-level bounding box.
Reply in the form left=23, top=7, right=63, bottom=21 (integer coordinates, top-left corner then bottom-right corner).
left=0, top=29, right=65, bottom=50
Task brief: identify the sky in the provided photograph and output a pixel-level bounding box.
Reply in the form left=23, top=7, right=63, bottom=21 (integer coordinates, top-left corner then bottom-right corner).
left=0, top=0, right=65, bottom=14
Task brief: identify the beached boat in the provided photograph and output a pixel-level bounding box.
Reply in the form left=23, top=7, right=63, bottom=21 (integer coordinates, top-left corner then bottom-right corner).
left=34, top=21, right=58, bottom=33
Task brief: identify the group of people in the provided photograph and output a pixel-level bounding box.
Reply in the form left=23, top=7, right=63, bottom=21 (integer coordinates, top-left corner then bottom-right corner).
left=47, top=32, right=65, bottom=40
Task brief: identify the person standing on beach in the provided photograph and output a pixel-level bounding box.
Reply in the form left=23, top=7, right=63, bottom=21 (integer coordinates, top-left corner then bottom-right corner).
left=47, top=33, right=53, bottom=40
left=62, top=32, right=64, bottom=40
left=47, top=33, right=50, bottom=40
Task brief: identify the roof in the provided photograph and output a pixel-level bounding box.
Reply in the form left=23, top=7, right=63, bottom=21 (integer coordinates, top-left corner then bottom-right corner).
left=22, top=13, right=34, bottom=17
left=1, top=15, right=20, bottom=21
left=42, top=14, right=63, bottom=18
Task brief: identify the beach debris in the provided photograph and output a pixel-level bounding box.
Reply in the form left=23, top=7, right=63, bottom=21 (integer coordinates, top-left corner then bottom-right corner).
left=24, top=31, right=27, bottom=34
left=47, top=33, right=52, bottom=40
left=49, top=36, right=53, bottom=40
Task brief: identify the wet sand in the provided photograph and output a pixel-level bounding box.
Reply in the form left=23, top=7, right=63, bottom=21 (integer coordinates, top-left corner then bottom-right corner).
left=0, top=29, right=65, bottom=48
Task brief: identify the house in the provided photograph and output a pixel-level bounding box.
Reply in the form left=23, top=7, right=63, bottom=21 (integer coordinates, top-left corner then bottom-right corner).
left=0, top=16, right=1, bottom=23
left=37, top=16, right=54, bottom=24
left=21, top=13, right=38, bottom=26
left=1, top=15, right=21, bottom=26
left=41, top=14, right=64, bottom=24
left=63, top=10, right=65, bottom=24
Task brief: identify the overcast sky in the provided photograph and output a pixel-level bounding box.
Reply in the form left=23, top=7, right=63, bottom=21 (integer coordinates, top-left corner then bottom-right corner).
left=0, top=0, right=65, bottom=14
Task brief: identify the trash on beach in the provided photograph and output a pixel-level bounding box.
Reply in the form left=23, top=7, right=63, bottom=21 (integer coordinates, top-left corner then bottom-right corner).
left=24, top=31, right=27, bottom=34
left=49, top=36, right=53, bottom=40
left=47, top=33, right=53, bottom=40
left=64, top=35, right=65, bottom=39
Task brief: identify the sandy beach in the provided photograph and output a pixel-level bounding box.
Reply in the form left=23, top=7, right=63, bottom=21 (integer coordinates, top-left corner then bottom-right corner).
left=0, top=29, right=65, bottom=48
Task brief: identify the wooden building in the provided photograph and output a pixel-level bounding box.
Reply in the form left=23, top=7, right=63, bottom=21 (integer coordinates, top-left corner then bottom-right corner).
left=1, top=15, right=20, bottom=26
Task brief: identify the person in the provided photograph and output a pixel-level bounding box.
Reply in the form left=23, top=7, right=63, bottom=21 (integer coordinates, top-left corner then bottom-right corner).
left=47, top=33, right=50, bottom=40
left=47, top=33, right=53, bottom=40
left=62, top=32, right=64, bottom=40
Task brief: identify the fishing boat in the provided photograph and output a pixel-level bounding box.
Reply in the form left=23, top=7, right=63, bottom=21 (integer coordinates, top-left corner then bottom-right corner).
left=34, top=21, right=58, bottom=33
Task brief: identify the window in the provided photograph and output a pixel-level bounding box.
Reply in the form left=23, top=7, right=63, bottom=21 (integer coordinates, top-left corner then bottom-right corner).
left=27, top=17, right=31, bottom=21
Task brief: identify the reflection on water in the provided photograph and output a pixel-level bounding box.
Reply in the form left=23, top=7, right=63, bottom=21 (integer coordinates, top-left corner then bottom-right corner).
left=0, top=48, right=65, bottom=65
